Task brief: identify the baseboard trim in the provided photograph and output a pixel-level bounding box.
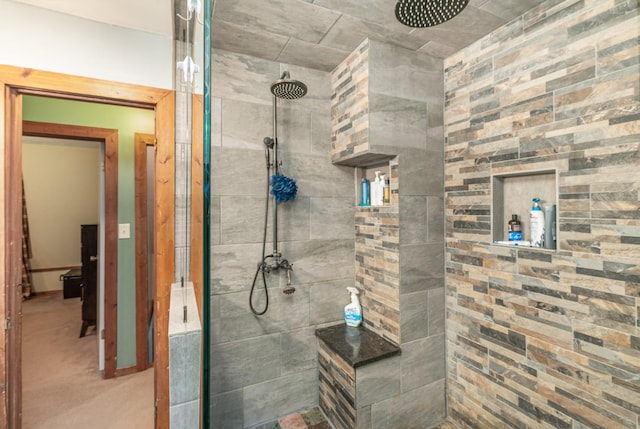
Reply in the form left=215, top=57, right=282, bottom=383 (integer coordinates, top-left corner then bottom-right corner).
left=33, top=290, right=63, bottom=297
left=114, top=365, right=141, bottom=377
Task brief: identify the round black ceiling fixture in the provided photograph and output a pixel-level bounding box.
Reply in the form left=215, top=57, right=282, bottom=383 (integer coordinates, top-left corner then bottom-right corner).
left=395, top=0, right=469, bottom=27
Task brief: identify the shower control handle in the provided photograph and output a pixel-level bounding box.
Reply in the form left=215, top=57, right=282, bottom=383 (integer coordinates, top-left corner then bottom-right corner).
left=285, top=263, right=293, bottom=285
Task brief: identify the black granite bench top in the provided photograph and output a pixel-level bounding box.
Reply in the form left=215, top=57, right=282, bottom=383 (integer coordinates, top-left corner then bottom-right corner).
left=316, top=323, right=400, bottom=368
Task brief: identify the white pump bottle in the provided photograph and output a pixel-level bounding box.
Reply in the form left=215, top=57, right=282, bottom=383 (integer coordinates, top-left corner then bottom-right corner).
left=530, top=197, right=545, bottom=247
left=372, top=171, right=381, bottom=206
left=344, top=287, right=362, bottom=327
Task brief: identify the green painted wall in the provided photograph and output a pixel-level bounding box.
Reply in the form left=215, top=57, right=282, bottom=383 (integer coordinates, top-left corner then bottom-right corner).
left=23, top=96, right=155, bottom=368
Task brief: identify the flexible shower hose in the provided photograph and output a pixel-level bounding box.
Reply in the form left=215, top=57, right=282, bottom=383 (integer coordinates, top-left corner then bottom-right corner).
left=249, top=147, right=272, bottom=315
left=250, top=257, right=269, bottom=316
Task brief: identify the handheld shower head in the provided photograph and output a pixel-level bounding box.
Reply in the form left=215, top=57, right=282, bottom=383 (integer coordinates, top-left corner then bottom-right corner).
left=270, top=71, right=307, bottom=100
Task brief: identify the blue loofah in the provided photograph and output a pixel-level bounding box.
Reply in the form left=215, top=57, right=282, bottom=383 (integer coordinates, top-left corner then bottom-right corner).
left=270, top=173, right=297, bottom=204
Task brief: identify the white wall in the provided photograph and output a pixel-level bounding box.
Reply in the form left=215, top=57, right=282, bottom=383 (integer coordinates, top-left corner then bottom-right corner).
left=22, top=136, right=101, bottom=293
left=0, top=0, right=173, bottom=89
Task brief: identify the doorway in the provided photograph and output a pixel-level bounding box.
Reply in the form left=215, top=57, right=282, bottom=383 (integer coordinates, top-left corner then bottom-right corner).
left=22, top=121, right=118, bottom=377
left=1, top=65, right=177, bottom=429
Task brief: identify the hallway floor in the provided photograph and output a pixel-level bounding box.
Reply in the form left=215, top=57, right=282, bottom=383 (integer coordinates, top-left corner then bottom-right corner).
left=22, top=292, right=153, bottom=428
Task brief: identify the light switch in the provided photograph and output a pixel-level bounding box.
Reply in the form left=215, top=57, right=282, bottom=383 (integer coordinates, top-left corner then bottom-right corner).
left=118, top=223, right=130, bottom=239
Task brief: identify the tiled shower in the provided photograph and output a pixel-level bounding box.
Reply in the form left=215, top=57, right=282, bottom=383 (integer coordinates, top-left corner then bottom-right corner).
left=202, top=0, right=640, bottom=428
left=209, top=54, right=356, bottom=427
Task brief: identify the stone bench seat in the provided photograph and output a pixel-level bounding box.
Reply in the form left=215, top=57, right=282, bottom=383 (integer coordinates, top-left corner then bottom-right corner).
left=316, top=323, right=401, bottom=429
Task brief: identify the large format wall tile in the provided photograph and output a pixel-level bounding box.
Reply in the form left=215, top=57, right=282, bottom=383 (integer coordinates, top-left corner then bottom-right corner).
left=220, top=98, right=272, bottom=150
left=370, top=379, right=446, bottom=429
left=210, top=49, right=354, bottom=427
left=211, top=389, right=243, bottom=429
left=309, top=278, right=354, bottom=324
left=212, top=49, right=280, bottom=105
left=400, top=334, right=445, bottom=393
left=212, top=147, right=266, bottom=197
left=211, top=286, right=311, bottom=344
left=309, top=197, right=356, bottom=240
left=243, top=369, right=318, bottom=427
left=355, top=356, right=401, bottom=407
left=211, top=334, right=281, bottom=395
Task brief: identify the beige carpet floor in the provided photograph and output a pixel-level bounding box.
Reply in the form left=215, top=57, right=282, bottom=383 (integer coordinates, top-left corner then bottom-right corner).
left=22, top=293, right=154, bottom=429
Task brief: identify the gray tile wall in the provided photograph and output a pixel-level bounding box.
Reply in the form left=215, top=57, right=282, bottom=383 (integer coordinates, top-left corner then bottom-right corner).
left=444, top=0, right=640, bottom=428
left=168, top=283, right=201, bottom=429
left=209, top=48, right=355, bottom=428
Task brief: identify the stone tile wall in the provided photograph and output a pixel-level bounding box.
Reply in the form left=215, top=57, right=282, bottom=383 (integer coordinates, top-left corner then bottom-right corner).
left=444, top=0, right=640, bottom=428
left=209, top=49, right=355, bottom=428
left=318, top=340, right=356, bottom=429
left=331, top=39, right=370, bottom=164
left=355, top=200, right=401, bottom=344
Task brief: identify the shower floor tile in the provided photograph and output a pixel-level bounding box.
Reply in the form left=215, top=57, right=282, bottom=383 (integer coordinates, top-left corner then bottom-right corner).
left=256, top=407, right=459, bottom=429
left=278, top=413, right=307, bottom=429
left=255, top=407, right=332, bottom=429
left=301, top=407, right=331, bottom=428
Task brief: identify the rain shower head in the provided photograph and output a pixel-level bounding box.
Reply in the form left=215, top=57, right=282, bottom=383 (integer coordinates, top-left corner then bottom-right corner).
left=270, top=71, right=307, bottom=100
left=395, top=0, right=469, bottom=28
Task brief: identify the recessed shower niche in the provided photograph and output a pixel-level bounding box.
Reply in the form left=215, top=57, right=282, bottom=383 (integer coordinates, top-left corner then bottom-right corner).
left=492, top=169, right=558, bottom=248
left=355, top=161, right=393, bottom=208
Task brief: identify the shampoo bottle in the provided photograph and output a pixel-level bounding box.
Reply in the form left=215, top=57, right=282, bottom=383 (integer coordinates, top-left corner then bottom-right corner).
left=507, top=214, right=522, bottom=241
left=344, top=287, right=362, bottom=327
left=360, top=177, right=370, bottom=206
left=530, top=198, right=545, bottom=247
left=373, top=171, right=381, bottom=206
left=383, top=176, right=390, bottom=204
left=544, top=204, right=557, bottom=249
left=379, top=174, right=387, bottom=205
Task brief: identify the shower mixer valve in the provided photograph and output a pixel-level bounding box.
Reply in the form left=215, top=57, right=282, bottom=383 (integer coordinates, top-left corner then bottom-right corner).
left=259, top=257, right=295, bottom=295
left=263, top=254, right=291, bottom=271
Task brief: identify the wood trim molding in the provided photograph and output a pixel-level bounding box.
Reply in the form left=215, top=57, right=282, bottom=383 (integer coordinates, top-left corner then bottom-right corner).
left=0, top=67, right=169, bottom=107
left=4, top=88, right=24, bottom=428
left=114, top=364, right=144, bottom=378
left=135, top=133, right=155, bottom=372
left=190, top=94, right=204, bottom=316
left=103, top=130, right=119, bottom=379
left=29, top=266, right=82, bottom=273
left=154, top=92, right=175, bottom=429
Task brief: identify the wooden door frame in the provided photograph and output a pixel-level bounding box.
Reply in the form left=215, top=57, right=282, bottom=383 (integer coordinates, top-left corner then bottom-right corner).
left=22, top=120, right=119, bottom=379
left=1, top=65, right=176, bottom=429
left=134, top=132, right=154, bottom=372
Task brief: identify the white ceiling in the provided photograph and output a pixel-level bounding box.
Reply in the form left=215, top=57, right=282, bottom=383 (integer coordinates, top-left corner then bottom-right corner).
left=11, top=0, right=543, bottom=72
left=11, top=0, right=173, bottom=36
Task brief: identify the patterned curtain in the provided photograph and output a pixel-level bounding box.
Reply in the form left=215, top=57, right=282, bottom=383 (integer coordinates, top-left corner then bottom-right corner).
left=21, top=176, right=33, bottom=298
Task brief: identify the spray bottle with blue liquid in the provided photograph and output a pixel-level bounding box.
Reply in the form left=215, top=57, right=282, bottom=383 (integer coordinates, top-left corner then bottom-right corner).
left=344, top=287, right=362, bottom=327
